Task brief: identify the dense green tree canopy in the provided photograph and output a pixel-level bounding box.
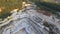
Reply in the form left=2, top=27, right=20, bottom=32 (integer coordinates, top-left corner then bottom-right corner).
left=0, top=0, right=23, bottom=20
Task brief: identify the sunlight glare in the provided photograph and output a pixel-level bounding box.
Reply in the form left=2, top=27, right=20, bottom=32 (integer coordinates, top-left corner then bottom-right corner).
left=0, top=8, right=2, bottom=12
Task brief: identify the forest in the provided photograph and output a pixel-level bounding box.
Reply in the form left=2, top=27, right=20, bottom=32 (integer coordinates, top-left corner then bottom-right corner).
left=0, top=0, right=60, bottom=20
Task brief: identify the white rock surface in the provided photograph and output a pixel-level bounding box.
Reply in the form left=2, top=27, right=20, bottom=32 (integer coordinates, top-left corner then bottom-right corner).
left=0, top=3, right=60, bottom=34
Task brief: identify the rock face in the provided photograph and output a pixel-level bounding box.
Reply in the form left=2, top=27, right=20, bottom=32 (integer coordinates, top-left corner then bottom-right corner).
left=0, top=3, right=60, bottom=34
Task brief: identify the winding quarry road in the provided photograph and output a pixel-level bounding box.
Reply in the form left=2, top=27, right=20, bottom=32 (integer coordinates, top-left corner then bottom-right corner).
left=0, top=3, right=60, bottom=34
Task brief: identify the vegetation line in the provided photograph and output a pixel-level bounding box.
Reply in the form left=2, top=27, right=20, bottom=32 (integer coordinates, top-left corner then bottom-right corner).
left=35, top=2, right=60, bottom=16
